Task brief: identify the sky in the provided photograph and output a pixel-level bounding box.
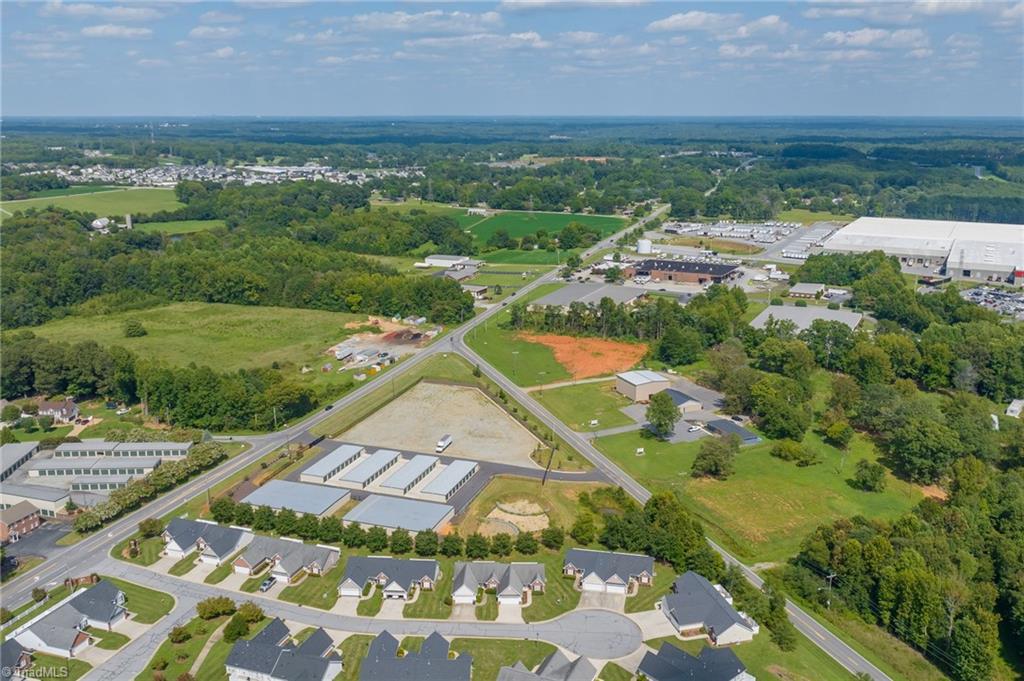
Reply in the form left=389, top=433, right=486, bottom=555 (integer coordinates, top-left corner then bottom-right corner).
left=3, top=0, right=1023, bottom=117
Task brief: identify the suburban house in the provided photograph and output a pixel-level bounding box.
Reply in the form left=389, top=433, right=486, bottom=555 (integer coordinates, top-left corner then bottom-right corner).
left=162, top=518, right=251, bottom=565
left=0, top=501, right=43, bottom=544
left=0, top=442, right=39, bottom=482
left=614, top=370, right=670, bottom=403
left=37, top=399, right=79, bottom=425
left=358, top=631, right=471, bottom=681
left=637, top=643, right=754, bottom=681
left=661, top=571, right=760, bottom=646
left=497, top=650, right=596, bottom=681
left=337, top=556, right=439, bottom=600
left=233, top=535, right=339, bottom=582
left=225, top=617, right=341, bottom=681
left=0, top=639, right=32, bottom=680
left=562, top=548, right=654, bottom=594
left=13, top=580, right=127, bottom=658
left=451, top=561, right=546, bottom=605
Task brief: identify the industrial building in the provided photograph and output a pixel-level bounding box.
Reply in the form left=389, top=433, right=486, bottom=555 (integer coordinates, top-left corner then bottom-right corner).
left=615, top=371, right=670, bottom=403
left=0, top=483, right=70, bottom=517
left=621, top=259, right=740, bottom=285
left=340, top=449, right=400, bottom=489
left=342, top=495, right=454, bottom=533
left=821, top=217, right=1024, bottom=285
left=53, top=441, right=192, bottom=458
left=240, top=480, right=350, bottom=518
left=532, top=282, right=646, bottom=308
left=421, top=459, right=478, bottom=502
left=0, top=442, right=39, bottom=482
left=70, top=475, right=135, bottom=492
left=706, top=419, right=761, bottom=446
left=381, top=454, right=438, bottom=494
left=299, top=443, right=364, bottom=484
left=27, top=457, right=162, bottom=478
left=750, top=305, right=863, bottom=332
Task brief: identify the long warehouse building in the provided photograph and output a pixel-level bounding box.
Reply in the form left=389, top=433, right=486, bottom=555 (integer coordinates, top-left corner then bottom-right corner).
left=299, top=443, right=364, bottom=484
left=421, top=459, right=478, bottom=502
left=821, top=217, right=1024, bottom=285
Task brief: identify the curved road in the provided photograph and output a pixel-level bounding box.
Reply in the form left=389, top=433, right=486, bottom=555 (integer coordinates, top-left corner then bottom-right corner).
left=1, top=204, right=890, bottom=680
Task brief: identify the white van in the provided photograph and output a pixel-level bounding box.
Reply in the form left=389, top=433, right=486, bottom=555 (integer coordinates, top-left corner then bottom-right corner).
left=436, top=434, right=453, bottom=453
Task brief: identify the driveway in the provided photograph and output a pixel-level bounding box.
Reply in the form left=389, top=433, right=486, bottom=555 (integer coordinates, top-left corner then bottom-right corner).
left=379, top=598, right=407, bottom=618
left=451, top=603, right=477, bottom=621
left=219, top=572, right=247, bottom=591
left=496, top=602, right=523, bottom=623
left=331, top=597, right=359, bottom=616
left=181, top=561, right=217, bottom=583
left=151, top=553, right=177, bottom=573
left=579, top=591, right=626, bottom=612
left=627, top=609, right=677, bottom=640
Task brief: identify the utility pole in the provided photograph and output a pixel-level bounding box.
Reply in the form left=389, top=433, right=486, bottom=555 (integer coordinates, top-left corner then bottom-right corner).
left=822, top=573, right=837, bottom=610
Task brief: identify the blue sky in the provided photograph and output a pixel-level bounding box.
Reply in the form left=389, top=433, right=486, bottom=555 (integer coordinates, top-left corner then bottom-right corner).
left=3, top=1, right=1022, bottom=116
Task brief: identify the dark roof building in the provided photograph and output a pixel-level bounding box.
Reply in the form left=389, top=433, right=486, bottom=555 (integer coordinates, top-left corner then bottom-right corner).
left=563, top=548, right=655, bottom=593
left=162, top=518, right=249, bottom=563
left=623, top=259, right=740, bottom=284
left=637, top=643, right=752, bottom=681
left=359, top=631, right=471, bottom=681
left=0, top=638, right=31, bottom=680
left=705, top=419, right=761, bottom=445
left=661, top=571, right=759, bottom=645
left=225, top=617, right=342, bottom=681
left=496, top=650, right=596, bottom=681
left=338, top=556, right=439, bottom=599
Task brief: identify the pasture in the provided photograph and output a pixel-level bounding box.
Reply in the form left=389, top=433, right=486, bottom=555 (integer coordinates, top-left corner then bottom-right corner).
left=135, top=219, right=226, bottom=234
left=470, top=211, right=624, bottom=244
left=1, top=187, right=184, bottom=216
left=533, top=381, right=634, bottom=431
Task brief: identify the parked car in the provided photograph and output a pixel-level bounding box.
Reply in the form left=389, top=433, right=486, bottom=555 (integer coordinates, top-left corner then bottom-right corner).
left=687, top=426, right=701, bottom=433
left=259, top=577, right=276, bottom=592
left=324, top=404, right=334, bottom=411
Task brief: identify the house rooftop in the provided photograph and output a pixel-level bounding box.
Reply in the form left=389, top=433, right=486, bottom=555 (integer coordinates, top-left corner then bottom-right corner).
left=0, top=501, right=39, bottom=525
left=637, top=643, right=747, bottom=681
left=359, top=631, right=471, bottom=681
left=240, top=480, right=349, bottom=516
left=564, top=548, right=654, bottom=582
left=663, top=571, right=756, bottom=640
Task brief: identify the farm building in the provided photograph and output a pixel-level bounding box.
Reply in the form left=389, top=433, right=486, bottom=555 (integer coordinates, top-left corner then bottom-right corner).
left=621, top=259, right=740, bottom=285
left=381, top=454, right=438, bottom=494
left=451, top=562, right=546, bottom=605
left=225, top=618, right=341, bottom=681
left=0, top=483, right=70, bottom=517
left=750, top=305, right=863, bottom=332
left=786, top=282, right=824, bottom=298
left=0, top=442, right=39, bottom=482
left=821, top=216, right=1024, bottom=285
left=638, top=644, right=751, bottom=681
left=359, top=631, right=471, bottom=681
left=706, top=419, right=761, bottom=446
left=661, top=571, right=760, bottom=646
left=337, top=556, right=439, bottom=600
left=425, top=254, right=476, bottom=268
left=299, top=443, right=364, bottom=484
left=0, top=501, right=43, bottom=544
left=532, top=282, right=646, bottom=308
left=462, top=284, right=489, bottom=300
left=239, top=480, right=350, bottom=518
left=615, top=370, right=670, bottom=403
left=443, top=267, right=478, bottom=282
left=665, top=389, right=702, bottom=414
left=563, top=548, right=654, bottom=594
left=342, top=495, right=454, bottom=533
left=421, top=459, right=478, bottom=502
left=27, top=457, right=161, bottom=478
left=340, top=449, right=401, bottom=489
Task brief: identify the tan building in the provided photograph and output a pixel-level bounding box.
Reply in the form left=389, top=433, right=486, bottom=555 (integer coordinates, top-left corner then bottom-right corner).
left=615, top=370, right=670, bottom=403
left=0, top=501, right=43, bottom=543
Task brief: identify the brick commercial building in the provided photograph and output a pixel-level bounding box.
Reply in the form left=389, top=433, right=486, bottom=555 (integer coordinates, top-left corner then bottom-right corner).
left=0, top=501, right=42, bottom=544
left=622, top=259, right=740, bottom=285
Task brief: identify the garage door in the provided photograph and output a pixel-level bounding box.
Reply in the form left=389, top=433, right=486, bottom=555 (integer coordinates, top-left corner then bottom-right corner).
left=606, top=584, right=627, bottom=595
left=498, top=594, right=521, bottom=605
left=339, top=587, right=362, bottom=598
left=582, top=581, right=605, bottom=593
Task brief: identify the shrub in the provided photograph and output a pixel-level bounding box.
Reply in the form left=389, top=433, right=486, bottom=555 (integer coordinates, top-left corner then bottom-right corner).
left=770, top=297, right=784, bottom=306
left=123, top=319, right=148, bottom=337
left=515, top=532, right=539, bottom=555
left=237, top=601, right=264, bottom=623
left=540, top=526, right=564, bottom=550
left=168, top=626, right=191, bottom=644
left=794, top=300, right=808, bottom=307
left=31, top=588, right=47, bottom=602
left=138, top=518, right=165, bottom=538
left=196, top=596, right=235, bottom=620
left=0, top=607, right=12, bottom=623
left=770, top=439, right=821, bottom=467
left=223, top=614, right=249, bottom=643
left=853, top=459, right=887, bottom=492
left=152, top=659, right=169, bottom=671
left=490, top=533, right=513, bottom=557
left=827, top=302, right=840, bottom=310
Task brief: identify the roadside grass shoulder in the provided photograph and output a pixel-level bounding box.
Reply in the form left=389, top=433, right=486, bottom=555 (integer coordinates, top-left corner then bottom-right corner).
left=28, top=653, right=90, bottom=681
left=1, top=556, right=44, bottom=583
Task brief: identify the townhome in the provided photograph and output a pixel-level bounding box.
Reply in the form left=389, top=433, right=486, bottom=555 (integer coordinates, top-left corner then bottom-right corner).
left=337, top=556, right=439, bottom=600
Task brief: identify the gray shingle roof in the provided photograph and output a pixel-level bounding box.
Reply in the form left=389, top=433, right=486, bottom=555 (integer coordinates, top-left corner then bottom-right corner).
left=226, top=618, right=340, bottom=681
left=240, top=535, right=337, bottom=579
left=21, top=580, right=125, bottom=652
left=359, top=631, right=471, bottom=681
left=164, top=518, right=246, bottom=559
left=67, top=579, right=125, bottom=622
left=637, top=643, right=747, bottom=681
left=662, top=572, right=755, bottom=639
left=341, top=556, right=438, bottom=593
left=452, top=562, right=545, bottom=599
left=563, top=548, right=654, bottom=583
left=497, top=650, right=597, bottom=681
left=0, top=639, right=27, bottom=679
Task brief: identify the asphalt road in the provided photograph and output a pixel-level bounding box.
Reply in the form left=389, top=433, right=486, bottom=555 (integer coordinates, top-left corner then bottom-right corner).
left=1, top=204, right=891, bottom=681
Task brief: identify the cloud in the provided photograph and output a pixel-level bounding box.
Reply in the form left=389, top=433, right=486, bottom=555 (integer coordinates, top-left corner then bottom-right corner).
left=199, top=11, right=243, bottom=24
left=327, top=10, right=502, bottom=34
left=15, top=40, right=83, bottom=60
left=81, top=24, right=152, bottom=39
left=908, top=48, right=934, bottom=58
left=404, top=31, right=551, bottom=50
left=647, top=11, right=742, bottom=33
left=719, top=15, right=789, bottom=40
left=501, top=0, right=648, bottom=8
left=945, top=33, right=981, bottom=49
left=995, top=2, right=1024, bottom=26
left=233, top=0, right=309, bottom=8
left=137, top=58, right=169, bottom=67
left=189, top=26, right=242, bottom=39
left=40, top=2, right=162, bottom=22
left=283, top=29, right=369, bottom=45
left=803, top=0, right=990, bottom=23
left=825, top=49, right=881, bottom=62
left=206, top=46, right=235, bottom=58
left=317, top=51, right=380, bottom=66
left=718, top=43, right=766, bottom=59
left=822, top=28, right=929, bottom=49
left=559, top=31, right=602, bottom=45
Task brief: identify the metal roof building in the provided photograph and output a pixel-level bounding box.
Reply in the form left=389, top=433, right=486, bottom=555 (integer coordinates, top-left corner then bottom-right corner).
left=299, top=443, right=364, bottom=483
left=533, top=282, right=647, bottom=308
left=0, top=442, right=38, bottom=481
left=340, top=449, right=401, bottom=489
left=750, top=305, right=863, bottom=332
left=0, top=482, right=70, bottom=517
left=343, top=494, right=454, bottom=532
left=27, top=457, right=161, bottom=477
left=421, top=460, right=478, bottom=502
left=53, top=441, right=192, bottom=458
left=240, top=480, right=350, bottom=518
left=381, top=455, right=439, bottom=495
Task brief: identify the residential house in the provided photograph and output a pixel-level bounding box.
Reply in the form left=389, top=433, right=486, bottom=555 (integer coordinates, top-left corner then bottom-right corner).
left=232, top=536, right=339, bottom=583
left=562, top=548, right=654, bottom=595
left=37, top=399, right=79, bottom=425
left=162, top=518, right=250, bottom=565
left=337, top=556, right=439, bottom=600
left=358, top=631, right=471, bottom=681
left=661, top=571, right=759, bottom=646
left=1, top=638, right=32, bottom=680
left=13, top=580, right=127, bottom=658
left=637, top=643, right=754, bottom=681
left=451, top=561, right=546, bottom=605
left=225, top=617, right=341, bottom=681
left=496, top=650, right=596, bottom=681
left=0, top=501, right=43, bottom=544
left=462, top=284, right=489, bottom=300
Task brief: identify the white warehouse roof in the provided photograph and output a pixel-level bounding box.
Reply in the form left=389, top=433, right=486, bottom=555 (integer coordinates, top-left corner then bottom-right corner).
left=341, top=449, right=400, bottom=486
left=617, top=370, right=668, bottom=386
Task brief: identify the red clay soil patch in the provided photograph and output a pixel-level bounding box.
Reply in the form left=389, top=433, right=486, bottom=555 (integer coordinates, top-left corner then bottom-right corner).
left=519, top=333, right=648, bottom=379
left=920, top=484, right=948, bottom=501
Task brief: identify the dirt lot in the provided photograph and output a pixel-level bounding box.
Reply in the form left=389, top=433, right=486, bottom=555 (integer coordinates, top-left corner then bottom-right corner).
left=342, top=382, right=542, bottom=466
left=518, top=333, right=647, bottom=379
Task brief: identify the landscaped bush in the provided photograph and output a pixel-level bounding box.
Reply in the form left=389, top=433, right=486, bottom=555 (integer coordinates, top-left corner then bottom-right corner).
left=196, top=596, right=235, bottom=620
left=168, top=626, right=191, bottom=644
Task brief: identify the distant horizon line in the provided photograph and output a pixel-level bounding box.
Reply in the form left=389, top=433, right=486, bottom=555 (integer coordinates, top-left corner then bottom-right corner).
left=3, top=114, right=1023, bottom=121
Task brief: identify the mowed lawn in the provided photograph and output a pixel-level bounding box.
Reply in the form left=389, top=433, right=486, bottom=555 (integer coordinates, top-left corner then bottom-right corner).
left=450, top=639, right=556, bottom=681
left=464, top=284, right=572, bottom=387
left=1, top=187, right=184, bottom=215
left=593, top=429, right=922, bottom=563
left=135, top=219, right=226, bottom=234
left=534, top=381, right=634, bottom=431
left=471, top=212, right=625, bottom=244
left=28, top=302, right=365, bottom=372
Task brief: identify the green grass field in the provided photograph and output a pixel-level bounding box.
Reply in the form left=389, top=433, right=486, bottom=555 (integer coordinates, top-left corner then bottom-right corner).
left=87, top=626, right=131, bottom=650
left=776, top=208, right=855, bottom=225
left=1, top=187, right=184, bottom=216
left=403, top=557, right=455, bottom=619
left=471, top=212, right=625, bottom=244
left=135, top=616, right=226, bottom=681
left=23, top=185, right=119, bottom=199
left=135, top=219, right=226, bottom=234
left=29, top=302, right=365, bottom=373
left=598, top=662, right=633, bottom=681
left=168, top=552, right=198, bottom=576
left=278, top=561, right=347, bottom=610
left=481, top=248, right=580, bottom=265
left=593, top=429, right=922, bottom=563
left=104, top=576, right=175, bottom=623
left=369, top=200, right=489, bottom=229
left=336, top=635, right=375, bottom=681
left=534, top=381, right=634, bottom=431
left=28, top=654, right=90, bottom=681
left=625, top=562, right=676, bottom=614
left=356, top=587, right=383, bottom=616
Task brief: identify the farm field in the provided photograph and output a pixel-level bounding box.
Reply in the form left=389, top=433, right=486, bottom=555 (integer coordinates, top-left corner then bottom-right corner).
left=369, top=199, right=489, bottom=229
left=1, top=187, right=184, bottom=216
left=481, top=248, right=576, bottom=265
left=593, top=429, right=922, bottom=563
left=27, top=302, right=366, bottom=373
left=135, top=219, right=226, bottom=234
left=533, top=381, right=634, bottom=431
left=20, top=185, right=119, bottom=199
left=471, top=211, right=625, bottom=244
left=776, top=208, right=855, bottom=225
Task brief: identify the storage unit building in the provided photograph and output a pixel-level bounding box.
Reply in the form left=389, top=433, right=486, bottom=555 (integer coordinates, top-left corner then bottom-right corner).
left=0, top=483, right=70, bottom=518
left=343, top=495, right=454, bottom=533
left=0, top=442, right=39, bottom=481
left=27, top=457, right=161, bottom=478
left=340, top=449, right=400, bottom=489
left=381, top=455, right=438, bottom=495
left=421, top=459, right=478, bottom=502
left=240, top=480, right=350, bottom=518
left=299, top=443, right=364, bottom=484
